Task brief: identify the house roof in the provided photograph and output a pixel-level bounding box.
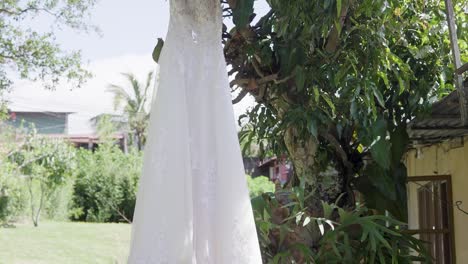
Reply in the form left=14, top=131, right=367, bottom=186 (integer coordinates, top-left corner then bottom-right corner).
left=8, top=110, right=74, bottom=114
left=408, top=80, right=468, bottom=143
left=258, top=157, right=277, bottom=168
left=89, top=114, right=128, bottom=125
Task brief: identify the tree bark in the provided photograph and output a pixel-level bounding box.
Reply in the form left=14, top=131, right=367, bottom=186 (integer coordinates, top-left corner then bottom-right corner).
left=283, top=127, right=344, bottom=209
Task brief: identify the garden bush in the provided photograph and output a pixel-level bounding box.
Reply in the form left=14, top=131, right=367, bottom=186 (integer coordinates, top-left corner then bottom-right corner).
left=0, top=164, right=26, bottom=224
left=247, top=175, right=275, bottom=198
left=43, top=179, right=75, bottom=221
left=70, top=144, right=142, bottom=223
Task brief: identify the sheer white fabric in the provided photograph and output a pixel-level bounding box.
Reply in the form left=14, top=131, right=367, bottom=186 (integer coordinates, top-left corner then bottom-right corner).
left=127, top=0, right=262, bottom=263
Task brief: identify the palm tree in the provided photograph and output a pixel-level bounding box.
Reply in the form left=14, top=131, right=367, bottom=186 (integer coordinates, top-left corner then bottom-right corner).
left=107, top=71, right=153, bottom=151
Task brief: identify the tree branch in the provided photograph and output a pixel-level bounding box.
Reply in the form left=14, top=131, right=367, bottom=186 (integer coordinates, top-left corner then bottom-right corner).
left=0, top=8, right=16, bottom=16
left=252, top=58, right=265, bottom=78
left=325, top=2, right=350, bottom=53
left=232, top=89, right=249, bottom=104
left=0, top=7, right=58, bottom=17
left=230, top=78, right=249, bottom=88
left=258, top=74, right=278, bottom=84
left=321, top=132, right=353, bottom=171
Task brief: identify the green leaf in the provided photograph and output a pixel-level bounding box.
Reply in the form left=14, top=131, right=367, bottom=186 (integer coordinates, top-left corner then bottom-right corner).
left=397, top=75, right=406, bottom=94
left=334, top=20, right=342, bottom=34
left=372, top=87, right=385, bottom=108
left=375, top=230, right=392, bottom=250
left=369, top=118, right=391, bottom=169
left=152, top=38, right=164, bottom=63
left=232, top=0, right=254, bottom=28
left=295, top=67, right=306, bottom=91
left=321, top=93, right=336, bottom=115
left=377, top=70, right=390, bottom=88
left=338, top=208, right=353, bottom=223
left=365, top=164, right=396, bottom=201
left=336, top=0, right=342, bottom=18
left=308, top=118, right=318, bottom=138
left=273, top=252, right=290, bottom=264
left=390, top=126, right=409, bottom=166
left=370, top=137, right=392, bottom=170
left=322, top=201, right=333, bottom=219
left=360, top=225, right=370, bottom=242
left=313, top=86, right=320, bottom=103
left=251, top=195, right=267, bottom=218
left=350, top=100, right=358, bottom=119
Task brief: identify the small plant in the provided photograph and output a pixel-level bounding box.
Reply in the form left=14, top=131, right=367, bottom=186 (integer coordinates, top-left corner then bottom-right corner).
left=0, top=163, right=26, bottom=224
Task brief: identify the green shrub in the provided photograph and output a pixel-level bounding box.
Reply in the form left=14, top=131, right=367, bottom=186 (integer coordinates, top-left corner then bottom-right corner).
left=44, top=179, right=74, bottom=221
left=0, top=163, right=26, bottom=223
left=247, top=175, right=275, bottom=198
left=70, top=144, right=142, bottom=223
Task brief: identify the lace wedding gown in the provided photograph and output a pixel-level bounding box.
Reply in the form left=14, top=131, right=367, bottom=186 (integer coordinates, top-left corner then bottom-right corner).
left=127, top=0, right=262, bottom=263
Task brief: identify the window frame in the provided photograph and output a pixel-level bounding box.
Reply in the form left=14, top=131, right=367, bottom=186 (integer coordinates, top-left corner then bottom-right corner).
left=407, top=175, right=456, bottom=264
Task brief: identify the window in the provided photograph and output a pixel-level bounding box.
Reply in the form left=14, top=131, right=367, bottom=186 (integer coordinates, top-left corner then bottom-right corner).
left=407, top=176, right=455, bottom=264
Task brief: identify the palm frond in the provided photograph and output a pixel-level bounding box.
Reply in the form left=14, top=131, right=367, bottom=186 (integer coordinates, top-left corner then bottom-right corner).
left=140, top=71, right=154, bottom=112
left=106, top=84, right=134, bottom=111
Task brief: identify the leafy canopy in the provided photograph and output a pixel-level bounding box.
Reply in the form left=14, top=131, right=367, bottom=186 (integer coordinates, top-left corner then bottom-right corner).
left=0, top=0, right=98, bottom=91
left=224, top=0, right=467, bottom=219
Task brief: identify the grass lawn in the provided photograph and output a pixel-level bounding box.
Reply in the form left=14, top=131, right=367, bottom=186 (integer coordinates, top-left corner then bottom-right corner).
left=0, top=221, right=131, bottom=264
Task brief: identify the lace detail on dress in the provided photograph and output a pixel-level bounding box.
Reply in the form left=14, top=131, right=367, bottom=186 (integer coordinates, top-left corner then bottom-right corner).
left=170, top=0, right=220, bottom=25
left=168, top=0, right=222, bottom=43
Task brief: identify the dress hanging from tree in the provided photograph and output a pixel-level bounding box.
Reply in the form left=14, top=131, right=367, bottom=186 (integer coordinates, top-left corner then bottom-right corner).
left=127, top=0, right=262, bottom=263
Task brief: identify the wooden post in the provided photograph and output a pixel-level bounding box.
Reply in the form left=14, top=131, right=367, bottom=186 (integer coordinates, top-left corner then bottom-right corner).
left=444, top=0, right=467, bottom=125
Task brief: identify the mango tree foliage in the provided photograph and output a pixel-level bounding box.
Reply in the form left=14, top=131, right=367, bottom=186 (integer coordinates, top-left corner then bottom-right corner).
left=223, top=0, right=467, bottom=221
left=0, top=0, right=98, bottom=91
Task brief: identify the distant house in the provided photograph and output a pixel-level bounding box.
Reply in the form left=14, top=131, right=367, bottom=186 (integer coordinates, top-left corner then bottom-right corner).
left=7, top=110, right=72, bottom=134
left=243, top=156, right=292, bottom=184
left=258, top=156, right=292, bottom=184
left=5, top=110, right=126, bottom=152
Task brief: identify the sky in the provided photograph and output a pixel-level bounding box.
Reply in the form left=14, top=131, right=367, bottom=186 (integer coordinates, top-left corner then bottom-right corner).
left=7, top=0, right=268, bottom=134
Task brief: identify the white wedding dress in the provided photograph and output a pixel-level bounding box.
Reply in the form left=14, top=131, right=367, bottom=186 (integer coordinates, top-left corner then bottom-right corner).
left=127, top=0, right=262, bottom=263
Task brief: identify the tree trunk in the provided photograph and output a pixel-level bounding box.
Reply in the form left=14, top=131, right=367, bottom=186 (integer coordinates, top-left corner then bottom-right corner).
left=33, top=182, right=46, bottom=227
left=283, top=126, right=344, bottom=211
left=27, top=177, right=37, bottom=227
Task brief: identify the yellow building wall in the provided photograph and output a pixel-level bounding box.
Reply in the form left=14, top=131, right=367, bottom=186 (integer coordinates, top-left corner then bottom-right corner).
left=406, top=137, right=468, bottom=264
